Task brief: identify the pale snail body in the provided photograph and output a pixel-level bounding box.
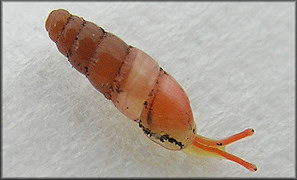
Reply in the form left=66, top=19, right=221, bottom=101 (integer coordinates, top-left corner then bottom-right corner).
left=46, top=9, right=257, bottom=172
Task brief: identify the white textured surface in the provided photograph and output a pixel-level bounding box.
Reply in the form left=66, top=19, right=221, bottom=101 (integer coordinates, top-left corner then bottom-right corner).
left=3, top=2, right=295, bottom=177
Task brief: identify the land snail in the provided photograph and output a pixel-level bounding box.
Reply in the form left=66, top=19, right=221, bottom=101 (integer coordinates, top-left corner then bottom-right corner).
left=45, top=9, right=257, bottom=172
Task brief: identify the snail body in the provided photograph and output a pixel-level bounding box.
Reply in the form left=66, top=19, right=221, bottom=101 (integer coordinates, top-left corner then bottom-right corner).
left=46, top=9, right=257, bottom=172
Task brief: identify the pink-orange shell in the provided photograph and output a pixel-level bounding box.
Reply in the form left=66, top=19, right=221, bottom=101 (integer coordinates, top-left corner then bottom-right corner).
left=45, top=9, right=196, bottom=150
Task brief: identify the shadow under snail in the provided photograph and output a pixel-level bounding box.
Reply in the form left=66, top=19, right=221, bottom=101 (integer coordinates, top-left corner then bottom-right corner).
left=45, top=9, right=257, bottom=172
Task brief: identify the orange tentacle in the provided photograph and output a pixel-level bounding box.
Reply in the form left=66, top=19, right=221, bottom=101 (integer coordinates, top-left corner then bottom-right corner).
left=219, top=128, right=254, bottom=146
left=192, top=138, right=257, bottom=172
left=195, top=128, right=255, bottom=147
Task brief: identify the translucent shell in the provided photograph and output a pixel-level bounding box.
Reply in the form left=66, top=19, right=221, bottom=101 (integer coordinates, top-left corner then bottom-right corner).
left=45, top=9, right=71, bottom=42
left=110, top=47, right=196, bottom=150
left=139, top=70, right=196, bottom=150
left=45, top=9, right=195, bottom=150
left=56, top=16, right=84, bottom=57
left=110, top=47, right=160, bottom=120
left=88, top=33, right=129, bottom=99
left=69, top=21, right=104, bottom=74
left=46, top=10, right=195, bottom=150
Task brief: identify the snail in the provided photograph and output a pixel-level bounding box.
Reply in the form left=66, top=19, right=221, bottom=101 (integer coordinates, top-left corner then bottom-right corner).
left=45, top=9, right=257, bottom=172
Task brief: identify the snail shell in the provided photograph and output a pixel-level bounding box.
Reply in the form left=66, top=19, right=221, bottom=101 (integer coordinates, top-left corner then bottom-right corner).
left=45, top=9, right=196, bottom=150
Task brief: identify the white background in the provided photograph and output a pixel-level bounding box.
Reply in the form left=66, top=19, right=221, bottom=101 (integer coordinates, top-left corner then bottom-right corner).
left=3, top=2, right=295, bottom=177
